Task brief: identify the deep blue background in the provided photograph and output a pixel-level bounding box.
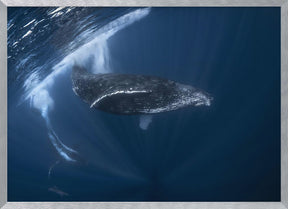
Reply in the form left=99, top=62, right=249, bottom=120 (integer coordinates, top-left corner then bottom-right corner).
left=8, top=7, right=281, bottom=201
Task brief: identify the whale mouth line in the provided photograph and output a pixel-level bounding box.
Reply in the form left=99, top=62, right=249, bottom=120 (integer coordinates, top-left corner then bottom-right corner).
left=90, top=89, right=153, bottom=108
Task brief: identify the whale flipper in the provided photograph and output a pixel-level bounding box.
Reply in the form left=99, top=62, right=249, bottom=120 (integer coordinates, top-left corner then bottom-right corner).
left=139, top=115, right=153, bottom=130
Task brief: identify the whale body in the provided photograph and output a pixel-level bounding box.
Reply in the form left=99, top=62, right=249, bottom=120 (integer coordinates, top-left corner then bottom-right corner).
left=71, top=66, right=212, bottom=115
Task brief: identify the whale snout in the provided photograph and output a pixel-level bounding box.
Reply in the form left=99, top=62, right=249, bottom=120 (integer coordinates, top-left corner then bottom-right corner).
left=192, top=91, right=213, bottom=106
left=176, top=84, right=212, bottom=107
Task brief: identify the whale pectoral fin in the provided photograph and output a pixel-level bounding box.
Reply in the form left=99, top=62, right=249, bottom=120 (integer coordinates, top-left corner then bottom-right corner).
left=139, top=115, right=153, bottom=130
left=90, top=89, right=152, bottom=108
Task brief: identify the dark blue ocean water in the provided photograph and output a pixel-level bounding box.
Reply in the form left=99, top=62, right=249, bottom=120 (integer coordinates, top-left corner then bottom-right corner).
left=8, top=7, right=280, bottom=201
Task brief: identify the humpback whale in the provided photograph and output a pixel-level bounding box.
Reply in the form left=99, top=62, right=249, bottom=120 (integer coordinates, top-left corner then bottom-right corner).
left=71, top=65, right=212, bottom=115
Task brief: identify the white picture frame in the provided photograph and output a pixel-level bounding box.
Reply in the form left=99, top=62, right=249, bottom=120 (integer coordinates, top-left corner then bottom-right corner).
left=1, top=1, right=287, bottom=208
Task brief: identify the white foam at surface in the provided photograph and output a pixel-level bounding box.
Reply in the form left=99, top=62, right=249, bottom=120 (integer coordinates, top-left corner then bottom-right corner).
left=22, top=30, right=32, bottom=39
left=48, top=7, right=65, bottom=15
left=23, top=8, right=151, bottom=162
left=8, top=23, right=14, bottom=31
left=23, top=19, right=35, bottom=28
left=23, top=8, right=151, bottom=103
left=51, top=12, right=64, bottom=18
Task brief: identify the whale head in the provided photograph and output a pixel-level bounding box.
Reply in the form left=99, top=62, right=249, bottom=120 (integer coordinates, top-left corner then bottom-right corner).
left=191, top=91, right=213, bottom=106
left=176, top=84, right=213, bottom=107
